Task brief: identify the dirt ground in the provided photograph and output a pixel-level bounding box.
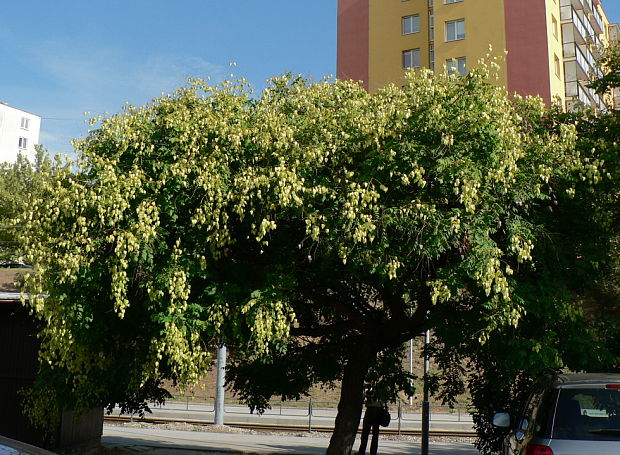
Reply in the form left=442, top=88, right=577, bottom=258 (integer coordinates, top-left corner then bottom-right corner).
left=0, top=267, right=25, bottom=291
left=104, top=421, right=476, bottom=444
left=164, top=335, right=467, bottom=409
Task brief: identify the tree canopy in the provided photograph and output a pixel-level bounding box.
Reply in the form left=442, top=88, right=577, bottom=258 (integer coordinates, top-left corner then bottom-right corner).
left=0, top=149, right=58, bottom=262
left=590, top=41, right=620, bottom=95
left=18, top=65, right=619, bottom=453
left=433, top=46, right=620, bottom=453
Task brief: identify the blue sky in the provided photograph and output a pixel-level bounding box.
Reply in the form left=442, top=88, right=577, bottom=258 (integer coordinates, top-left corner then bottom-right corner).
left=0, top=1, right=619, bottom=157
left=0, top=1, right=338, bottom=156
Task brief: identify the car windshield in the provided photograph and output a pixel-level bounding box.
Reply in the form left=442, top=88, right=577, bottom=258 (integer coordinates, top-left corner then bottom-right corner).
left=553, top=388, right=620, bottom=441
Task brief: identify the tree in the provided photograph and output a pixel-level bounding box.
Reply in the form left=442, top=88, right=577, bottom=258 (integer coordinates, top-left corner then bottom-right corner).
left=0, top=148, right=60, bottom=262
left=429, top=45, right=620, bottom=453
left=589, top=41, right=620, bottom=96
left=19, top=67, right=606, bottom=453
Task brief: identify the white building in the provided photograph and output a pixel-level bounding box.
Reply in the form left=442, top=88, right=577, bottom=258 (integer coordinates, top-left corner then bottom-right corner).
left=0, top=102, right=41, bottom=163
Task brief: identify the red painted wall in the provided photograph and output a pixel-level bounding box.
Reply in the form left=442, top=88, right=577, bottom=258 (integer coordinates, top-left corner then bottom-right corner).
left=504, top=0, right=552, bottom=105
left=337, top=0, right=369, bottom=89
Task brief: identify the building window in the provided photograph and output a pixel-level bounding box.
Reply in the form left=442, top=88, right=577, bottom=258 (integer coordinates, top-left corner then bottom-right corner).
left=554, top=55, right=561, bottom=78
left=445, top=0, right=463, bottom=3
left=20, top=117, right=29, bottom=130
left=429, top=10, right=434, bottom=41
left=447, top=57, right=467, bottom=76
left=428, top=0, right=433, bottom=6
left=18, top=137, right=28, bottom=149
left=402, top=15, right=420, bottom=35
left=403, top=49, right=421, bottom=69
left=446, top=19, right=465, bottom=41
left=429, top=44, right=435, bottom=71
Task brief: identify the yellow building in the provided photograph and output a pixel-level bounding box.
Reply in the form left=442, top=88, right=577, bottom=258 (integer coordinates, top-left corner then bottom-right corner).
left=337, top=0, right=619, bottom=109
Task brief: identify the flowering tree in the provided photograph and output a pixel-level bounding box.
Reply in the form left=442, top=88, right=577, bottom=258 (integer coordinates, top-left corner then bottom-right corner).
left=0, top=149, right=59, bottom=262
left=19, top=67, right=606, bottom=453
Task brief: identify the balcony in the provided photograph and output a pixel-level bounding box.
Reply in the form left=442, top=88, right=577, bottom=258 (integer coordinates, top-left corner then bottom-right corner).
left=566, top=81, right=604, bottom=112
left=580, top=10, right=596, bottom=37
left=560, top=0, right=583, bottom=11
left=577, top=83, right=591, bottom=106
left=572, top=44, right=590, bottom=80
left=564, top=57, right=587, bottom=84
left=563, top=11, right=588, bottom=44
left=587, top=86, right=605, bottom=111
left=586, top=30, right=601, bottom=49
left=591, top=8, right=603, bottom=33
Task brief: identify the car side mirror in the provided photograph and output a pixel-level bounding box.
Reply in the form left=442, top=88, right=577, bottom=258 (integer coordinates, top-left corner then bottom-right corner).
left=515, top=429, right=526, bottom=442
left=493, top=412, right=511, bottom=428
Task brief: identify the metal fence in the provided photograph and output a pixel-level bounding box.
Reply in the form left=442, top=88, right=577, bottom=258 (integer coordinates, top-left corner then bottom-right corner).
left=146, top=395, right=473, bottom=433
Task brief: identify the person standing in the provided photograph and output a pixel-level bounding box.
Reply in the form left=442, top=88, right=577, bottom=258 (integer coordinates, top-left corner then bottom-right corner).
left=356, top=399, right=385, bottom=455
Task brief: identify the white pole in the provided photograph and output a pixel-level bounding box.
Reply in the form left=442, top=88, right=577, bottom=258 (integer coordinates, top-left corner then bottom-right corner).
left=409, top=338, right=414, bottom=406
left=214, top=345, right=227, bottom=425
left=421, top=330, right=430, bottom=455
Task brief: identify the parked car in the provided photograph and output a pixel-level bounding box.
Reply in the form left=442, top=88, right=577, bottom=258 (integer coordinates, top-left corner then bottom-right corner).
left=0, top=261, right=33, bottom=268
left=0, top=435, right=56, bottom=455
left=493, top=373, right=620, bottom=455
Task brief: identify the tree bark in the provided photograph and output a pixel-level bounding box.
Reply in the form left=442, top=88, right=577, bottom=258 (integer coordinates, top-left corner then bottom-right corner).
left=326, top=348, right=374, bottom=455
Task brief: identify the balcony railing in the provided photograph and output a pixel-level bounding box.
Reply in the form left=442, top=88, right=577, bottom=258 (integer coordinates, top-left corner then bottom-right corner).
left=582, top=11, right=595, bottom=37
left=575, top=45, right=590, bottom=78
left=577, top=83, right=590, bottom=106
left=591, top=7, right=603, bottom=33
left=572, top=10, right=588, bottom=43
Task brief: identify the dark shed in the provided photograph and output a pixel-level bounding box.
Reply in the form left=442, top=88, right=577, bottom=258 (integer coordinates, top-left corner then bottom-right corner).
left=0, top=273, right=103, bottom=449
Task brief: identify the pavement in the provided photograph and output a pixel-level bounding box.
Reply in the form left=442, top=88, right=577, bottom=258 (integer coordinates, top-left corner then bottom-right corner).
left=101, top=424, right=480, bottom=455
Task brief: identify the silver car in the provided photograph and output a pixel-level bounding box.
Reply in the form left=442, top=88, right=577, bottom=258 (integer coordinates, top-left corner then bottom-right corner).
left=493, top=373, right=620, bottom=455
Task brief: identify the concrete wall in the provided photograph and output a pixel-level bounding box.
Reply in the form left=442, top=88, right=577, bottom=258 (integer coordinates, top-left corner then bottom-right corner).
left=368, top=0, right=428, bottom=91
left=0, top=103, right=41, bottom=163
left=434, top=0, right=507, bottom=84
left=336, top=0, right=617, bottom=108
left=337, top=0, right=370, bottom=89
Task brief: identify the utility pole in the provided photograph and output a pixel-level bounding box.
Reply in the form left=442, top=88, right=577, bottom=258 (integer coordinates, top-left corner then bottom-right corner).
left=409, top=338, right=414, bottom=406
left=214, top=344, right=227, bottom=425
left=421, top=329, right=430, bottom=455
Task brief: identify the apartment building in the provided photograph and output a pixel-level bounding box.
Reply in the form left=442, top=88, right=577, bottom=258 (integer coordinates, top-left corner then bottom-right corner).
left=337, top=0, right=620, bottom=109
left=0, top=102, right=41, bottom=163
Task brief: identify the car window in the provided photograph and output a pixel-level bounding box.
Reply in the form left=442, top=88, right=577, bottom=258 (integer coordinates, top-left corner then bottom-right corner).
left=532, top=389, right=555, bottom=438
left=553, top=388, right=620, bottom=441
left=519, top=389, right=545, bottom=434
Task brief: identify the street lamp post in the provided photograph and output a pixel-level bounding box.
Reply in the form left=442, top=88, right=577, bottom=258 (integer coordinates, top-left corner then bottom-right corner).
left=409, top=338, right=414, bottom=406
left=214, top=344, right=227, bottom=425
left=421, top=329, right=430, bottom=455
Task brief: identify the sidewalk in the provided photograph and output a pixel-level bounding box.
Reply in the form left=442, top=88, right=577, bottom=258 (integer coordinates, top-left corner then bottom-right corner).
left=102, top=424, right=480, bottom=455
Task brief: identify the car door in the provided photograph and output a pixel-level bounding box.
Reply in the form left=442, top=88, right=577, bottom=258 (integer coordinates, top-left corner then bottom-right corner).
left=505, top=388, right=546, bottom=454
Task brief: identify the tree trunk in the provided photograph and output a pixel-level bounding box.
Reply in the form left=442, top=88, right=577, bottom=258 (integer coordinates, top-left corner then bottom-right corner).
left=326, top=349, right=374, bottom=455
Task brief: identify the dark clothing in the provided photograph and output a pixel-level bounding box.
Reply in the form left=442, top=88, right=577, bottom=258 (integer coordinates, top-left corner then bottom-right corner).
left=357, top=405, right=383, bottom=455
